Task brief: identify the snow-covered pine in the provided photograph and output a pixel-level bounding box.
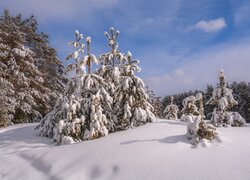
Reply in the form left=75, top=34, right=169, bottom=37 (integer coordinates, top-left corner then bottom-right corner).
left=186, top=93, right=219, bottom=145
left=114, top=51, right=155, bottom=130
left=207, top=70, right=246, bottom=127
left=96, top=27, right=155, bottom=131
left=0, top=10, right=64, bottom=127
left=186, top=116, right=219, bottom=145
left=37, top=32, right=112, bottom=145
left=95, top=27, right=125, bottom=131
left=180, top=95, right=200, bottom=122
left=163, top=96, right=179, bottom=120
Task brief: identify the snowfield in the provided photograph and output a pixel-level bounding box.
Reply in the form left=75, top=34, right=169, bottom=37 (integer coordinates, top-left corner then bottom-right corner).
left=1, top=119, right=250, bottom=180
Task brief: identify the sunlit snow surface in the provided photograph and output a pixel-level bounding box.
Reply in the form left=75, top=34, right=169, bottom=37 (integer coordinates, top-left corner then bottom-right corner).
left=1, top=120, right=250, bottom=180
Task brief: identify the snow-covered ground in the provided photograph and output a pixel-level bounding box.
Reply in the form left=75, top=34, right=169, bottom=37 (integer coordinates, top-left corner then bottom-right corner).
left=1, top=119, right=250, bottom=180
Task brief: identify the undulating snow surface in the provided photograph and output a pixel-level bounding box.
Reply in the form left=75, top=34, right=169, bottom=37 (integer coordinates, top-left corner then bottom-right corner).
left=1, top=119, right=250, bottom=180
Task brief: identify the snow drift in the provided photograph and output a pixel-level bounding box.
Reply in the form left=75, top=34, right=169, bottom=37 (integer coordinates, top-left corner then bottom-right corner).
left=1, top=119, right=250, bottom=180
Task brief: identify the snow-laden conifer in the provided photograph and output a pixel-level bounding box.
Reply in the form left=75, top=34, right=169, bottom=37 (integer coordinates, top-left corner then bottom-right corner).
left=0, top=10, right=64, bottom=127
left=186, top=93, right=219, bottom=145
left=163, top=96, right=179, bottom=120
left=114, top=51, right=155, bottom=130
left=95, top=27, right=125, bottom=131
left=180, top=95, right=200, bottom=122
left=97, top=27, right=155, bottom=131
left=37, top=31, right=112, bottom=145
left=207, top=70, right=246, bottom=127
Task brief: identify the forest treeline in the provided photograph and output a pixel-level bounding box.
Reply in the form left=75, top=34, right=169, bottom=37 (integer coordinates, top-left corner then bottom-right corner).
left=160, top=81, right=250, bottom=122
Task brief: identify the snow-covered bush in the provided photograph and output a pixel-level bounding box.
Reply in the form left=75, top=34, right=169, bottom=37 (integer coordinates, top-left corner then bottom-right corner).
left=184, top=93, right=219, bottom=145
left=208, top=70, right=246, bottom=127
left=163, top=96, right=178, bottom=120
left=187, top=116, right=219, bottom=145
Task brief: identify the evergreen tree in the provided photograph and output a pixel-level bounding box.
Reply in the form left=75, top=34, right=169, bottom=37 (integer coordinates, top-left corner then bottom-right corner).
left=37, top=31, right=112, bottom=145
left=95, top=27, right=124, bottom=131
left=162, top=90, right=201, bottom=118
left=180, top=94, right=200, bottom=122
left=186, top=93, right=219, bottom=145
left=0, top=10, right=64, bottom=127
left=113, top=51, right=155, bottom=129
left=207, top=70, right=246, bottom=127
left=163, top=96, right=179, bottom=120
left=204, top=84, right=214, bottom=119
left=97, top=27, right=155, bottom=130
left=146, top=86, right=164, bottom=118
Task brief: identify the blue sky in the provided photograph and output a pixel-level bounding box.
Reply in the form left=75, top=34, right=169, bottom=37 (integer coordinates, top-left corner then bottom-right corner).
left=1, top=0, right=250, bottom=96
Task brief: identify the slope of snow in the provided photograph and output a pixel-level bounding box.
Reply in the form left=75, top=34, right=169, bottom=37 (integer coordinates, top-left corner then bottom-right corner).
left=1, top=120, right=250, bottom=180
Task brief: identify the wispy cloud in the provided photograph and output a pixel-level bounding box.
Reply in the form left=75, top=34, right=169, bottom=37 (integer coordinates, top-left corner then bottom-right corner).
left=187, top=18, right=227, bottom=32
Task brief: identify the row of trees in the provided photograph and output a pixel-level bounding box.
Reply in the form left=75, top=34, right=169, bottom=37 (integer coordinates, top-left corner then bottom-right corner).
left=162, top=81, right=250, bottom=123
left=0, top=10, right=65, bottom=127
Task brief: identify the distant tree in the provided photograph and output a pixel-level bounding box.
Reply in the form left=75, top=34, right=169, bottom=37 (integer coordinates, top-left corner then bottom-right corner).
left=162, top=90, right=201, bottom=118
left=162, top=79, right=250, bottom=124
left=204, top=84, right=214, bottom=119
left=163, top=96, right=178, bottom=120
left=146, top=86, right=164, bottom=118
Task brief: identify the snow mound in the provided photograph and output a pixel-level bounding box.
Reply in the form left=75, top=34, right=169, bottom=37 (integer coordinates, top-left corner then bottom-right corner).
left=1, top=119, right=250, bottom=180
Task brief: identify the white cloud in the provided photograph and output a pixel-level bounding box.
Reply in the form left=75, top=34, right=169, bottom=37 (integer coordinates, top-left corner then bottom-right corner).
left=144, top=39, right=250, bottom=96
left=187, top=18, right=227, bottom=32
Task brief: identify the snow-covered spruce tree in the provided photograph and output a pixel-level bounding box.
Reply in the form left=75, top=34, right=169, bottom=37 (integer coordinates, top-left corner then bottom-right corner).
left=96, top=27, right=155, bottom=130
left=187, top=93, right=219, bottom=145
left=114, top=51, right=155, bottom=129
left=37, top=31, right=112, bottom=145
left=186, top=116, right=219, bottom=145
left=0, top=10, right=64, bottom=127
left=163, top=96, right=178, bottom=120
left=180, top=95, right=200, bottom=122
left=94, top=27, right=124, bottom=131
left=207, top=70, right=246, bottom=127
